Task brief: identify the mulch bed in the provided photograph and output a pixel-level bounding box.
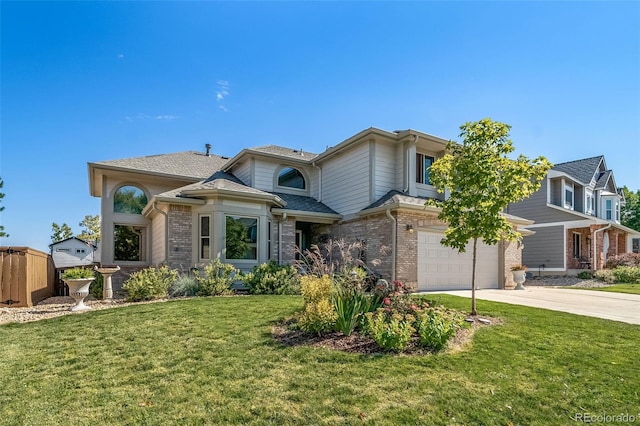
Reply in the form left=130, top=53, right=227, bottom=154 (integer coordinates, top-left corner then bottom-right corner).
left=272, top=315, right=501, bottom=355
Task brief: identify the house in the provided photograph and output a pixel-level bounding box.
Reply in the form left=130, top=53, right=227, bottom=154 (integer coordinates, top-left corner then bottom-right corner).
left=88, top=127, right=532, bottom=291
left=507, top=155, right=640, bottom=274
left=49, top=237, right=98, bottom=269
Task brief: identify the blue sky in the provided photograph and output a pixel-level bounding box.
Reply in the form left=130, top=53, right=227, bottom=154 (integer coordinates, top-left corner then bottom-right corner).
left=1, top=1, right=639, bottom=252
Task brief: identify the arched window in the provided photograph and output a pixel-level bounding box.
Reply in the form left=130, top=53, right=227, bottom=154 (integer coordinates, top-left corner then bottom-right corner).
left=114, top=185, right=148, bottom=214
left=277, top=167, right=305, bottom=190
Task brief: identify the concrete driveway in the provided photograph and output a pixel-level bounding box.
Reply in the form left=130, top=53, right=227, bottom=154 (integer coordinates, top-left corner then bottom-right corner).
left=425, top=287, right=640, bottom=325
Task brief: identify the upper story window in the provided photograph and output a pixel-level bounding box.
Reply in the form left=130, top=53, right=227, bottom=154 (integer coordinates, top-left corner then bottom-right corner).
left=605, top=199, right=612, bottom=220
left=585, top=191, right=595, bottom=215
left=564, top=183, right=574, bottom=210
left=114, top=185, right=148, bottom=214
left=416, top=153, right=434, bottom=185
left=277, top=167, right=306, bottom=190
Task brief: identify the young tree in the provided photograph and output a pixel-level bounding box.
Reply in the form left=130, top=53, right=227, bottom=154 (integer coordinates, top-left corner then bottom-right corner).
left=77, top=214, right=101, bottom=242
left=51, top=222, right=74, bottom=243
left=621, top=186, right=640, bottom=232
left=0, top=177, right=7, bottom=238
left=427, top=118, right=552, bottom=315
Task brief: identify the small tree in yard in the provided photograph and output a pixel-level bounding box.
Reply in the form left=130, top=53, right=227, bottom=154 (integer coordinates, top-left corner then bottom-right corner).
left=427, top=118, right=551, bottom=315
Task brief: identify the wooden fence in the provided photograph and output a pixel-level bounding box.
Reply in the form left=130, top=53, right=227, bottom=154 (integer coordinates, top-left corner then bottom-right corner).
left=0, top=247, right=55, bottom=308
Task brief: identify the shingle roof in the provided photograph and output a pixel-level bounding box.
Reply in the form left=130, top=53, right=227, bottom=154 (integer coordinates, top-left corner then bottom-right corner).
left=362, top=190, right=434, bottom=211
left=272, top=192, right=338, bottom=214
left=552, top=156, right=603, bottom=184
left=595, top=170, right=612, bottom=190
left=248, top=145, right=318, bottom=161
left=158, top=171, right=272, bottom=199
left=93, top=151, right=228, bottom=180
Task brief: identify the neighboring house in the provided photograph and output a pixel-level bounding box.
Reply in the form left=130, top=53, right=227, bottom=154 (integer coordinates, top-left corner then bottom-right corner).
left=88, top=128, right=532, bottom=291
left=508, top=155, right=640, bottom=274
left=49, top=237, right=97, bottom=269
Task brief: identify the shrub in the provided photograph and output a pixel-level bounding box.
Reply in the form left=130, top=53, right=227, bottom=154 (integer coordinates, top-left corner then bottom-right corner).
left=89, top=273, right=104, bottom=300
left=168, top=273, right=200, bottom=298
left=611, top=266, right=640, bottom=284
left=196, top=258, right=237, bottom=296
left=243, top=261, right=300, bottom=295
left=605, top=253, right=640, bottom=269
left=594, top=269, right=615, bottom=283
left=123, top=266, right=178, bottom=302
left=576, top=271, right=593, bottom=280
left=332, top=289, right=379, bottom=336
left=298, top=275, right=336, bottom=335
left=415, top=306, right=466, bottom=350
left=62, top=267, right=95, bottom=280
left=364, top=309, right=415, bottom=351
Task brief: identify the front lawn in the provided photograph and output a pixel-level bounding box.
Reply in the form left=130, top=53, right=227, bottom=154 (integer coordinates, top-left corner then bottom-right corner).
left=0, top=296, right=638, bottom=425
left=573, top=284, right=640, bottom=295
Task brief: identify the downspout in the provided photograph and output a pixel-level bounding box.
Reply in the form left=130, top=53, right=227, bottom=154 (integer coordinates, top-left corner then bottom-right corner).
left=312, top=161, right=322, bottom=202
left=150, top=202, right=168, bottom=265
left=278, top=212, right=287, bottom=264
left=386, top=208, right=396, bottom=281
left=403, top=135, right=419, bottom=193
left=592, top=223, right=612, bottom=271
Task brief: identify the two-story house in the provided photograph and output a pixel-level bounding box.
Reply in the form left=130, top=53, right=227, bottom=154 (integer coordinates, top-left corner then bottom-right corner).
left=88, top=127, right=532, bottom=291
left=508, top=155, right=640, bottom=274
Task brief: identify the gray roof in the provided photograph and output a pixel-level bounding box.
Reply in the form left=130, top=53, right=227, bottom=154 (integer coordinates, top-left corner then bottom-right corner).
left=362, top=190, right=434, bottom=211
left=272, top=192, right=338, bottom=214
left=248, top=145, right=318, bottom=161
left=158, top=171, right=272, bottom=199
left=595, top=170, right=612, bottom=190
left=552, top=156, right=603, bottom=184
left=93, top=151, right=228, bottom=180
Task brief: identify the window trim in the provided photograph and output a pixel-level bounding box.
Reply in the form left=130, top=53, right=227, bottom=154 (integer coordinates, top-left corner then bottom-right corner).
left=275, top=166, right=307, bottom=192
left=224, top=214, right=259, bottom=262
left=416, top=153, right=435, bottom=186
left=564, top=183, right=574, bottom=210
left=199, top=214, right=211, bottom=261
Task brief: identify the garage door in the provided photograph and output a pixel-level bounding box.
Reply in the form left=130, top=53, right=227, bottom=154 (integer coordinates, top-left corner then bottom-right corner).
left=417, top=231, right=500, bottom=291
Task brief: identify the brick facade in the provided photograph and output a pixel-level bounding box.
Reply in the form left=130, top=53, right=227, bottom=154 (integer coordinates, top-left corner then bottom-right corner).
left=167, top=204, right=192, bottom=270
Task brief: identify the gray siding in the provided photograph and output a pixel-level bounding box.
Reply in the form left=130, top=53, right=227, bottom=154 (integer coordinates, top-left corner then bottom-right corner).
left=522, top=225, right=565, bottom=269
left=508, top=179, right=583, bottom=224
left=374, top=141, right=396, bottom=200
left=233, top=159, right=252, bottom=186
left=321, top=142, right=370, bottom=214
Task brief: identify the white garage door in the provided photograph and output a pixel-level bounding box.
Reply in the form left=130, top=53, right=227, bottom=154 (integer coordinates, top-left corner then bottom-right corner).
left=417, top=231, right=500, bottom=291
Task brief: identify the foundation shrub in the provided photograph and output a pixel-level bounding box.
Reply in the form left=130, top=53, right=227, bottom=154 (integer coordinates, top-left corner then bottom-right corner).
left=298, top=275, right=336, bottom=335
left=123, top=266, right=177, bottom=302
left=196, top=259, right=237, bottom=296
left=243, top=261, right=300, bottom=295
left=611, top=266, right=640, bottom=284
left=594, top=269, right=615, bottom=283
left=576, top=271, right=594, bottom=280
left=605, top=253, right=640, bottom=269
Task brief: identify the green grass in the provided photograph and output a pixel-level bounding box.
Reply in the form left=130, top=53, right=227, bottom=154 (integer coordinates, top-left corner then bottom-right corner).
left=572, top=284, right=640, bottom=295
left=1, top=296, right=639, bottom=425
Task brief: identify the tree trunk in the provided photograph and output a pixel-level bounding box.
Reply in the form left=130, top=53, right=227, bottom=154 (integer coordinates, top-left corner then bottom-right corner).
left=471, top=237, right=478, bottom=316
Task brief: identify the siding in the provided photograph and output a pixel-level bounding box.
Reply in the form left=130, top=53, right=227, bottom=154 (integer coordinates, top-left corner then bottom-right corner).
left=233, top=159, right=252, bottom=186
left=522, top=225, right=565, bottom=269
left=395, top=143, right=405, bottom=190
left=321, top=142, right=371, bottom=215
left=508, top=179, right=582, bottom=224
left=253, top=159, right=275, bottom=191
left=150, top=210, right=166, bottom=265
left=374, top=141, right=396, bottom=200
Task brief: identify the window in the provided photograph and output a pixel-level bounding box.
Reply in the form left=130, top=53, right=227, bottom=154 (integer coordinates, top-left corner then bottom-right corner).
left=586, top=192, right=595, bottom=215
left=199, top=215, right=211, bottom=260
left=76, top=249, right=86, bottom=254
left=114, top=225, right=146, bottom=261
left=615, top=201, right=620, bottom=221
left=573, top=233, right=581, bottom=258
left=564, top=184, right=574, bottom=209
left=225, top=216, right=258, bottom=260
left=114, top=185, right=148, bottom=214
left=56, top=248, right=70, bottom=252
left=633, top=238, right=640, bottom=254
left=416, top=153, right=434, bottom=185
left=277, top=167, right=305, bottom=190
left=605, top=199, right=612, bottom=220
